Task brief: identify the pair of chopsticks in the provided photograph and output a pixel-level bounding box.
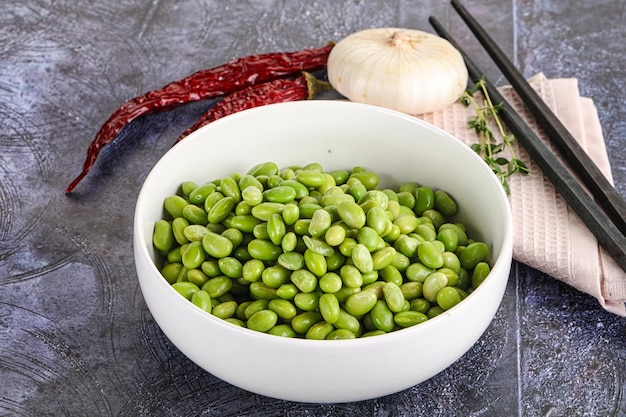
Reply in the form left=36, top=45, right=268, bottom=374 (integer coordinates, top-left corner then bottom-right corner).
left=429, top=0, right=626, bottom=274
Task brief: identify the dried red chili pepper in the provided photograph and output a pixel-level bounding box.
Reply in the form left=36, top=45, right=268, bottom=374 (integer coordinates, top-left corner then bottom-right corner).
left=66, top=44, right=334, bottom=193
left=174, top=72, right=331, bottom=143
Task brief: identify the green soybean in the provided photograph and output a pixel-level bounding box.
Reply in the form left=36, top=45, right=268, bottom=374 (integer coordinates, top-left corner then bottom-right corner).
left=153, top=220, right=174, bottom=252
left=164, top=195, right=188, bottom=219
left=344, top=290, right=377, bottom=316
left=319, top=293, right=340, bottom=324
left=370, top=300, right=395, bottom=332
left=191, top=290, right=212, bottom=313
left=247, top=239, right=282, bottom=261
left=337, top=201, right=366, bottom=229
left=461, top=242, right=490, bottom=270
left=157, top=162, right=494, bottom=339
left=202, top=232, right=233, bottom=258
left=394, top=310, right=428, bottom=328
left=172, top=281, right=199, bottom=300
left=472, top=261, right=491, bottom=288
left=306, top=321, right=335, bottom=340
left=268, top=299, right=297, bottom=320
left=436, top=287, right=462, bottom=310
left=247, top=310, right=278, bottom=333
left=382, top=282, right=405, bottom=313
left=422, top=272, right=448, bottom=302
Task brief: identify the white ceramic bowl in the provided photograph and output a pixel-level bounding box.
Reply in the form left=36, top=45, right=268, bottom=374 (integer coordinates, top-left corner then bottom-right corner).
left=134, top=100, right=513, bottom=403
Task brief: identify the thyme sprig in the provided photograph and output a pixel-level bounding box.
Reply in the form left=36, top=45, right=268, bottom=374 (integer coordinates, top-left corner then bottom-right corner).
left=460, top=78, right=529, bottom=193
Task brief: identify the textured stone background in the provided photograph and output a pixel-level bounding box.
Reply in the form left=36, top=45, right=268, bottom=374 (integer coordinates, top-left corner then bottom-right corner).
left=0, top=1, right=625, bottom=416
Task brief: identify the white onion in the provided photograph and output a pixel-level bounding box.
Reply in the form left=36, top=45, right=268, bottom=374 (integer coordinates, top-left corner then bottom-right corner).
left=327, top=28, right=469, bottom=115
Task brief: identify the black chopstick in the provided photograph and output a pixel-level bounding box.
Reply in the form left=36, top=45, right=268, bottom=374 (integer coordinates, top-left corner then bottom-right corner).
left=428, top=16, right=626, bottom=274
left=450, top=0, right=626, bottom=238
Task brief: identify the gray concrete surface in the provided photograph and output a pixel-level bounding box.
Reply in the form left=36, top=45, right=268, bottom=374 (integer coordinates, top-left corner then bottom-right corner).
left=1, top=1, right=625, bottom=416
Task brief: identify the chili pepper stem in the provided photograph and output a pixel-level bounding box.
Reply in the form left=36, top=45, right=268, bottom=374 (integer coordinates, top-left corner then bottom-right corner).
left=303, top=71, right=333, bottom=99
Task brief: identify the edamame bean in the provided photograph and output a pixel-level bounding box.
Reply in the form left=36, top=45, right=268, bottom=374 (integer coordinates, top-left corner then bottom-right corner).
left=371, top=247, right=396, bottom=270
left=280, top=180, right=309, bottom=200
left=187, top=268, right=209, bottom=286
left=291, top=311, right=322, bottom=334
left=191, top=290, right=212, bottom=313
left=293, top=292, right=321, bottom=311
left=296, top=170, right=326, bottom=188
left=334, top=309, right=361, bottom=334
left=319, top=272, right=343, bottom=293
left=319, top=293, right=340, bottom=324
left=305, top=321, right=335, bottom=340
left=261, top=265, right=290, bottom=288
left=164, top=195, right=188, bottom=219
left=207, top=196, right=236, bottom=224
left=172, top=217, right=190, bottom=245
left=340, top=265, right=363, bottom=288
left=202, top=232, right=233, bottom=258
left=417, top=241, right=444, bottom=269
left=201, top=260, right=221, bottom=277
left=267, top=213, right=286, bottom=245
left=380, top=265, right=403, bottom=287
left=324, top=225, right=346, bottom=247
left=188, top=183, right=217, bottom=205
left=356, top=227, right=380, bottom=252
left=344, top=290, right=378, bottom=316
left=172, top=281, right=199, bottom=300
left=302, top=235, right=334, bottom=256
left=269, top=324, right=297, bottom=338
left=422, top=272, right=448, bottom=302
left=370, top=300, right=395, bottom=332
left=244, top=299, right=269, bottom=319
left=337, top=201, right=366, bottom=229
left=162, top=263, right=183, bottom=284
left=247, top=239, right=281, bottom=261
left=436, top=287, right=462, bottom=310
left=405, top=262, right=433, bottom=283
left=180, top=181, right=198, bottom=197
left=264, top=185, right=297, bottom=203
left=291, top=269, right=318, bottom=293
left=472, top=261, right=491, bottom=288
left=434, top=190, right=457, bottom=217
left=183, top=204, right=208, bottom=225
left=414, top=186, right=434, bottom=216
left=183, top=224, right=210, bottom=242
left=351, top=243, right=373, bottom=273
left=242, top=186, right=263, bottom=206
left=268, top=299, right=297, bottom=320
left=276, top=283, right=299, bottom=300
left=304, top=249, right=327, bottom=277
left=349, top=170, right=379, bottom=190
left=202, top=276, right=233, bottom=298
left=326, top=329, right=357, bottom=340
left=421, top=209, right=445, bottom=229
left=401, top=281, right=423, bottom=300
left=393, top=234, right=419, bottom=257
left=382, top=282, right=405, bottom=313
left=247, top=161, right=278, bottom=177
left=240, top=259, right=264, bottom=284
left=394, top=214, right=419, bottom=234
left=247, top=310, right=278, bottom=333
left=461, top=242, right=490, bottom=270
left=153, top=220, right=174, bottom=252
left=394, top=310, right=428, bottom=328
left=212, top=300, right=238, bottom=319
left=181, top=241, right=205, bottom=269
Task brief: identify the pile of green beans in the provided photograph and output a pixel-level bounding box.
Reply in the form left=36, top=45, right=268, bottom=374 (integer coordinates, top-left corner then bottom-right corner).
left=152, top=162, right=492, bottom=339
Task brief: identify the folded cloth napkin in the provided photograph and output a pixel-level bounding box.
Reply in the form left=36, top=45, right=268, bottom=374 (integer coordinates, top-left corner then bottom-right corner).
left=419, top=73, right=626, bottom=316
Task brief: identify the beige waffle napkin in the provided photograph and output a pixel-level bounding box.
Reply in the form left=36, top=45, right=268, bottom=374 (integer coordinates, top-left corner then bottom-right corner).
left=419, top=73, right=626, bottom=316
